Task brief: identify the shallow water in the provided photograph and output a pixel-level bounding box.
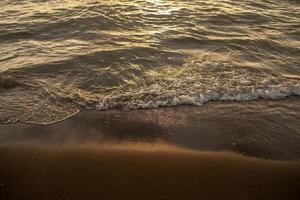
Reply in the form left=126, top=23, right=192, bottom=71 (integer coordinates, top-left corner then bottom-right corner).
left=0, top=0, right=300, bottom=124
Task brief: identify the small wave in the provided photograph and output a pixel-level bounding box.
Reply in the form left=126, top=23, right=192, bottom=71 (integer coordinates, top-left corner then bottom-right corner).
left=0, top=76, right=22, bottom=90
left=1, top=54, right=299, bottom=124
left=1, top=53, right=300, bottom=124
left=79, top=62, right=300, bottom=110
left=0, top=31, right=34, bottom=41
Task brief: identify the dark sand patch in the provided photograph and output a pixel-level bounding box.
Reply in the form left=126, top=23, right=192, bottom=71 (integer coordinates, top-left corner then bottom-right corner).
left=0, top=143, right=299, bottom=200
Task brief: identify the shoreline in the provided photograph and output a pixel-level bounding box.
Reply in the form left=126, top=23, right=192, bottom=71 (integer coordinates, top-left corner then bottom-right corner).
left=0, top=97, right=299, bottom=160
left=2, top=95, right=300, bottom=126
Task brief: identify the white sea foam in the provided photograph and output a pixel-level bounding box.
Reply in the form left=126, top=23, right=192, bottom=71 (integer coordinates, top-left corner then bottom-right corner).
left=74, top=59, right=300, bottom=111
left=1, top=55, right=299, bottom=125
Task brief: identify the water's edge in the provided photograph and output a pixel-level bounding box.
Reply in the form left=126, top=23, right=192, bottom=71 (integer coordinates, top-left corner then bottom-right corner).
left=1, top=97, right=299, bottom=161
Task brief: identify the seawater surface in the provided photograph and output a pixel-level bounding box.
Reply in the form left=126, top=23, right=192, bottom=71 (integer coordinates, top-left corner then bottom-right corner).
left=0, top=0, right=300, bottom=124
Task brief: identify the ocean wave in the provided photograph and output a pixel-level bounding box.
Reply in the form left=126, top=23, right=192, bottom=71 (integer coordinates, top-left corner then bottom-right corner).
left=1, top=54, right=299, bottom=124
left=0, top=0, right=300, bottom=124
left=67, top=57, right=300, bottom=110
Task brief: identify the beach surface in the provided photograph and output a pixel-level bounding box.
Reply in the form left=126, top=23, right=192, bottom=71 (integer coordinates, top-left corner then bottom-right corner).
left=1, top=97, right=299, bottom=160
left=0, top=98, right=300, bottom=199
left=0, top=143, right=300, bottom=200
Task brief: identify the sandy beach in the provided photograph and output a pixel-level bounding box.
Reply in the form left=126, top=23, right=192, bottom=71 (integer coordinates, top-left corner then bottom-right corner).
left=1, top=97, right=299, bottom=160
left=0, top=143, right=300, bottom=200
left=0, top=98, right=300, bottom=199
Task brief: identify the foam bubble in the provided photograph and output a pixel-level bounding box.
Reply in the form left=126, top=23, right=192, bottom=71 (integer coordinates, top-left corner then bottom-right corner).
left=0, top=57, right=299, bottom=124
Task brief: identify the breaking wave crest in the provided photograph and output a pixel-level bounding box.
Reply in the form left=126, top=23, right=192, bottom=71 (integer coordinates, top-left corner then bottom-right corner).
left=1, top=55, right=299, bottom=124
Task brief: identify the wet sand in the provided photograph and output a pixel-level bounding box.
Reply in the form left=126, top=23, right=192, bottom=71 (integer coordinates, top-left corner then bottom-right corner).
left=0, top=98, right=300, bottom=199
left=0, top=143, right=299, bottom=200
left=1, top=97, right=299, bottom=160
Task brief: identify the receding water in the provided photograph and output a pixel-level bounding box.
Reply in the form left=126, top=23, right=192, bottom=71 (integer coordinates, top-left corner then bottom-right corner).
left=0, top=0, right=300, bottom=124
